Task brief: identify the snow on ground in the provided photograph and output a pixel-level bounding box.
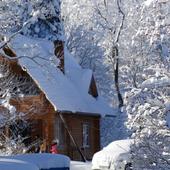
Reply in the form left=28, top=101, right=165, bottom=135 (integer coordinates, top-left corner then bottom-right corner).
left=70, top=161, right=92, bottom=170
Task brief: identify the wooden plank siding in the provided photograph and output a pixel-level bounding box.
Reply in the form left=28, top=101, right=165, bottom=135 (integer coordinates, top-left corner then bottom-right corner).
left=10, top=96, right=101, bottom=160
left=56, top=113, right=100, bottom=161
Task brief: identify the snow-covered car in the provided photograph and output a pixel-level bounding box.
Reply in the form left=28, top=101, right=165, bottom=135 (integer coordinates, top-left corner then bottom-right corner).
left=92, top=139, right=133, bottom=170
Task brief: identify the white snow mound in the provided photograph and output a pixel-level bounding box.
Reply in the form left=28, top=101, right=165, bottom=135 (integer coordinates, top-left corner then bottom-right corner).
left=92, top=139, right=133, bottom=170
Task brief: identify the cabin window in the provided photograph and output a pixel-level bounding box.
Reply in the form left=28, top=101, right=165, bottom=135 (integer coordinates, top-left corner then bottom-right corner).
left=82, top=123, right=90, bottom=148
left=55, top=118, right=65, bottom=147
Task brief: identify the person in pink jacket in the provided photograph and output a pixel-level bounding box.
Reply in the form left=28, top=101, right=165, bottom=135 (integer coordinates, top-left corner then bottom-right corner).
left=50, top=140, right=58, bottom=154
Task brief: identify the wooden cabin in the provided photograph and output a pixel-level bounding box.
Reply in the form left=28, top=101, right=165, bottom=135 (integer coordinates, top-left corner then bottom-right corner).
left=0, top=35, right=113, bottom=161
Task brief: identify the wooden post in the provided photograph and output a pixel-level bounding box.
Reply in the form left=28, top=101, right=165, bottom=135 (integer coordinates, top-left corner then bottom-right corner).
left=58, top=111, right=86, bottom=162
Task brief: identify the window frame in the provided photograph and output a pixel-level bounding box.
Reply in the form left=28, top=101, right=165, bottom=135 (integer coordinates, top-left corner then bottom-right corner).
left=82, top=123, right=90, bottom=148
left=54, top=118, right=65, bottom=148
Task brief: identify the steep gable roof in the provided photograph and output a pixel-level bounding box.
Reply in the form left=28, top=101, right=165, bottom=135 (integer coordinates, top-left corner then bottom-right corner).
left=64, top=49, right=93, bottom=95
left=6, top=34, right=114, bottom=116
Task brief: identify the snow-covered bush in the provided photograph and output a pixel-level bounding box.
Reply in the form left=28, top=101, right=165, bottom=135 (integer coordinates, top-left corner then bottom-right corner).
left=126, top=86, right=170, bottom=169
left=125, top=0, right=170, bottom=169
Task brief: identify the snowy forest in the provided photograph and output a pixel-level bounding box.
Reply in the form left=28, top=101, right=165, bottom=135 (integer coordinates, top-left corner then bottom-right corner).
left=0, top=0, right=170, bottom=170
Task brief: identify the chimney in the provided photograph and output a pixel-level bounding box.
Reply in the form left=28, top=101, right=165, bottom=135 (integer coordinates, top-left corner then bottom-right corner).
left=54, top=40, right=64, bottom=73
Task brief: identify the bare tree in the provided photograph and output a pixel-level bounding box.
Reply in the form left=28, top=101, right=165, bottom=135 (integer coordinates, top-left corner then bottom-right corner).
left=94, top=0, right=125, bottom=108
left=0, top=59, right=41, bottom=155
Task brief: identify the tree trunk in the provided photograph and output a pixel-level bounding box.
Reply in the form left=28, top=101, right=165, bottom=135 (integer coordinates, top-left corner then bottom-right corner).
left=114, top=57, right=123, bottom=108
left=112, top=46, right=123, bottom=108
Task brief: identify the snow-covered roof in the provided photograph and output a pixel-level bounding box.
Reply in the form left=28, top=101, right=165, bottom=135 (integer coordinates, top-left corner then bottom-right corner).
left=8, top=34, right=114, bottom=116
left=64, top=49, right=93, bottom=94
